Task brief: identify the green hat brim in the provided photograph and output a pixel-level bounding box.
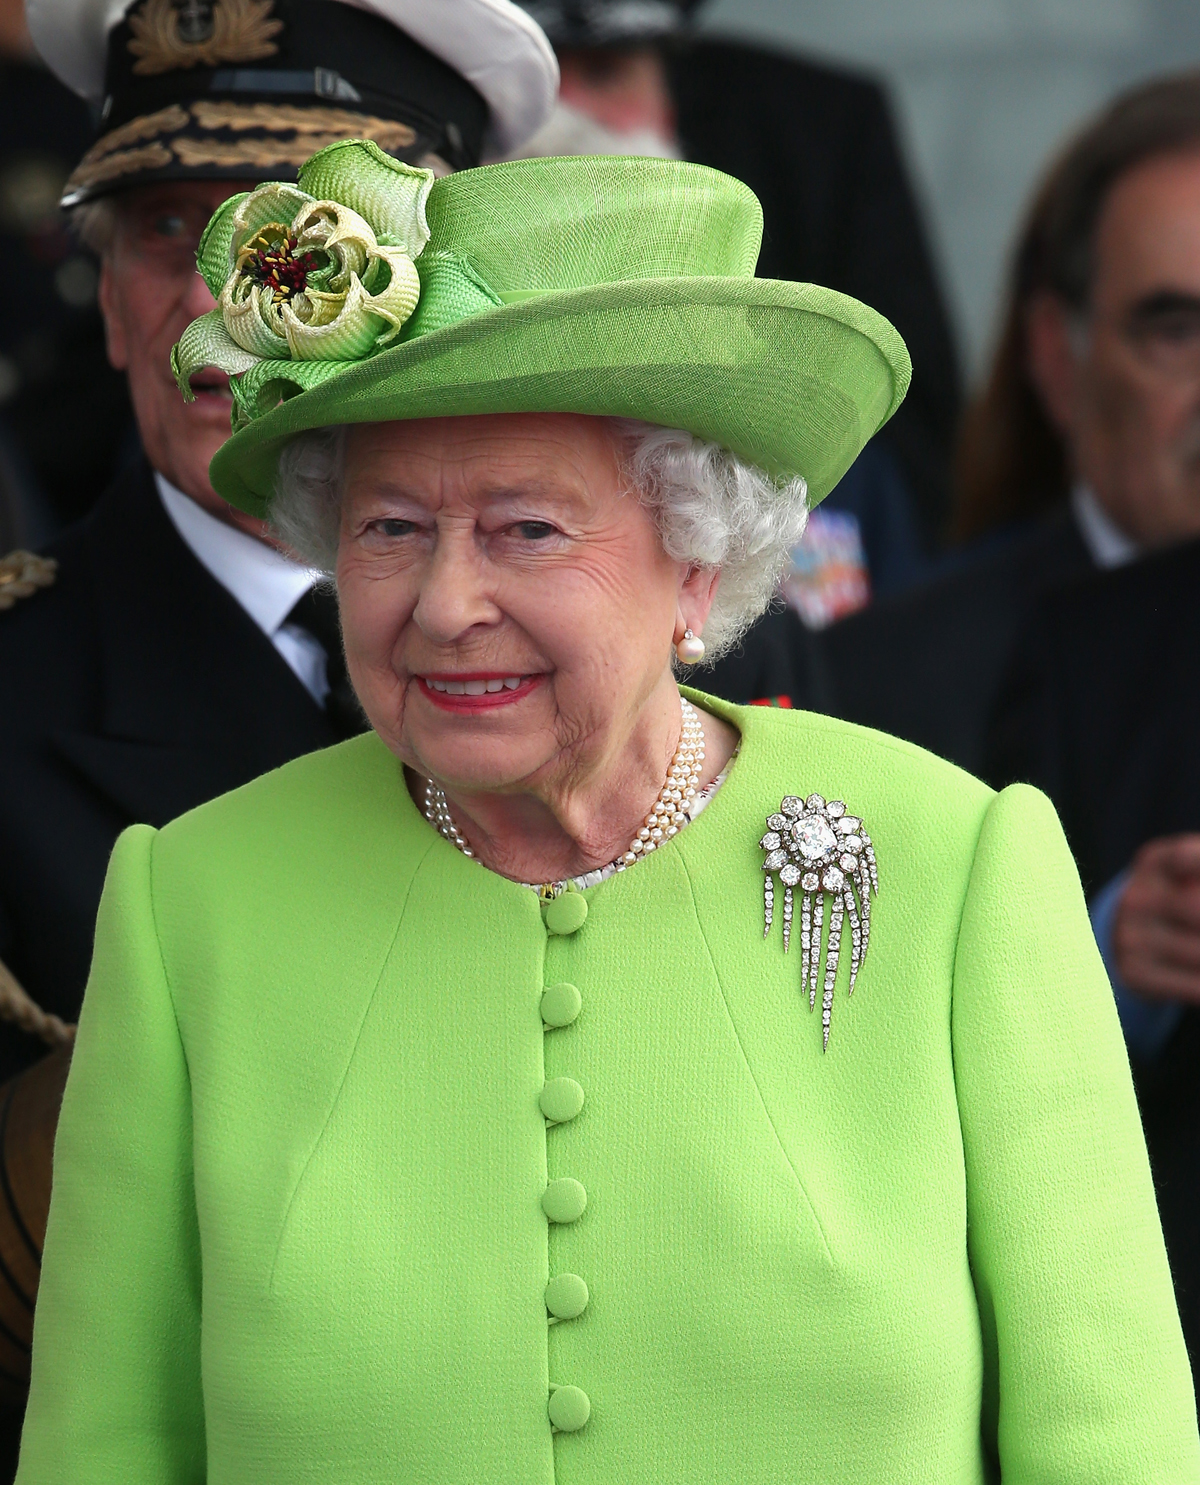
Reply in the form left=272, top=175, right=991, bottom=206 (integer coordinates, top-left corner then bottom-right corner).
left=209, top=274, right=911, bottom=519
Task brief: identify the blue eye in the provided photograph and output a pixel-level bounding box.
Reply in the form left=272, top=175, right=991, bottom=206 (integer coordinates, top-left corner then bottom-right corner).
left=516, top=521, right=556, bottom=540
left=376, top=519, right=415, bottom=537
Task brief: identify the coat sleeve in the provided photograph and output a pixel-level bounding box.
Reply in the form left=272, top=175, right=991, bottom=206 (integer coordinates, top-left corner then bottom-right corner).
left=952, top=783, right=1199, bottom=1480
left=17, top=824, right=204, bottom=1483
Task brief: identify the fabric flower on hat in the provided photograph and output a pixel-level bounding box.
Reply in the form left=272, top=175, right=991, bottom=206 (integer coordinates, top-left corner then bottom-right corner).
left=172, top=139, right=435, bottom=417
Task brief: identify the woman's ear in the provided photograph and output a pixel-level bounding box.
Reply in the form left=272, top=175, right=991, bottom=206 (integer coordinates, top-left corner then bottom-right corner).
left=675, top=565, right=720, bottom=643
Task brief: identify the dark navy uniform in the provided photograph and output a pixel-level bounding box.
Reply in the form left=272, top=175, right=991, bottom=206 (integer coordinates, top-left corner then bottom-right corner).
left=0, top=463, right=344, bottom=1081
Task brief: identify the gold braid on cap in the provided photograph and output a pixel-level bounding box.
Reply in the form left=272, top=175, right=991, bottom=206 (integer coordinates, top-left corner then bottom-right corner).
left=190, top=101, right=417, bottom=146
left=173, top=126, right=416, bottom=169
left=66, top=103, right=419, bottom=195
left=68, top=142, right=174, bottom=191
left=84, top=104, right=190, bottom=162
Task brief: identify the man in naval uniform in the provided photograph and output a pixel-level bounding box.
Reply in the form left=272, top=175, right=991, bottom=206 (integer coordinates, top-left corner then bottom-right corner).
left=0, top=0, right=556, bottom=1095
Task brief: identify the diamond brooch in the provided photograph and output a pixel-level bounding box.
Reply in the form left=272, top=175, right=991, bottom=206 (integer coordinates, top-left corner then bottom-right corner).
left=760, top=793, right=878, bottom=1050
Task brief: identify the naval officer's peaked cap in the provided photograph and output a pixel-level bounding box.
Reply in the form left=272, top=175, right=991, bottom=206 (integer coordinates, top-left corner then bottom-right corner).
left=30, top=0, right=558, bottom=205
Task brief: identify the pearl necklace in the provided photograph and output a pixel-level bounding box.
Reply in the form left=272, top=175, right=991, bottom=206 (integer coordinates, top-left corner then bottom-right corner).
left=421, top=697, right=707, bottom=896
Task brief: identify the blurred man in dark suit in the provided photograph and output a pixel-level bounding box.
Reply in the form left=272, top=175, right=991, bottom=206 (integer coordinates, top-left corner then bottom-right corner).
left=819, top=74, right=1200, bottom=776
left=983, top=77, right=1200, bottom=1383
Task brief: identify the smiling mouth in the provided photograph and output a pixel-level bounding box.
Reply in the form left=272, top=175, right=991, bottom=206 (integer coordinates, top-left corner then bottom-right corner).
left=189, top=371, right=232, bottom=399
left=417, top=673, right=542, bottom=708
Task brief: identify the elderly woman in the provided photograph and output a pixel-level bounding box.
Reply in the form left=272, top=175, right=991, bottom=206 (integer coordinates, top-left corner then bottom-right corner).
left=16, top=144, right=1199, bottom=1482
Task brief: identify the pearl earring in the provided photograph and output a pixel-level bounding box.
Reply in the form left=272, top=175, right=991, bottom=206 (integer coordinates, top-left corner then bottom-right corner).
left=676, top=628, right=706, bottom=665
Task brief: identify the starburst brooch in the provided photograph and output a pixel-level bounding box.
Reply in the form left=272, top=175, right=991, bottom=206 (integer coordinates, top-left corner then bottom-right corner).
left=760, top=793, right=879, bottom=1049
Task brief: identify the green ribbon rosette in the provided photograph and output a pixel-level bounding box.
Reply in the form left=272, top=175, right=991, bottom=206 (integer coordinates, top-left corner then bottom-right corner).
left=172, top=139, right=486, bottom=428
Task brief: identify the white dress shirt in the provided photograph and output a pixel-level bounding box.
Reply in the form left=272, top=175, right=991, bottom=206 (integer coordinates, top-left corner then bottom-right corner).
left=1070, top=484, right=1140, bottom=570
left=155, top=475, right=330, bottom=706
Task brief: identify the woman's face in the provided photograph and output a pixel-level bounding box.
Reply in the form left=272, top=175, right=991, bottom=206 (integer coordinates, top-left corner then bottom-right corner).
left=337, top=412, right=713, bottom=795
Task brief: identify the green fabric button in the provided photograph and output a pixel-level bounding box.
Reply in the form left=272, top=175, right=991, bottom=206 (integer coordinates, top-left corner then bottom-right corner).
left=542, top=1177, right=587, bottom=1223
left=548, top=1384, right=590, bottom=1432
left=545, top=1272, right=589, bottom=1320
left=540, top=1077, right=585, bottom=1124
left=544, top=892, right=588, bottom=935
left=540, top=982, right=582, bottom=1028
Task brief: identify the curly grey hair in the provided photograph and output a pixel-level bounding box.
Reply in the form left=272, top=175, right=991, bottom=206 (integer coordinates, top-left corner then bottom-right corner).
left=272, top=419, right=810, bottom=660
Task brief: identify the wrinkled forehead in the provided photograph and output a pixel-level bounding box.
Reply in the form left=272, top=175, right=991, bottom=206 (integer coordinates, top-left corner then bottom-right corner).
left=1094, top=147, right=1200, bottom=309
left=77, top=176, right=257, bottom=258
left=342, top=412, right=627, bottom=506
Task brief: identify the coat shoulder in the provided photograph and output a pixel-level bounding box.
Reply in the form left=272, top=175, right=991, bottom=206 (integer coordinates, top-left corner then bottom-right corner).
left=696, top=692, right=1000, bottom=903
left=1040, top=531, right=1200, bottom=641
left=0, top=527, right=100, bottom=736
left=0, top=465, right=153, bottom=691
left=708, top=693, right=994, bottom=816
left=142, top=736, right=441, bottom=1029
left=0, top=548, right=57, bottom=614
left=152, top=732, right=416, bottom=880
left=0, top=521, right=95, bottom=634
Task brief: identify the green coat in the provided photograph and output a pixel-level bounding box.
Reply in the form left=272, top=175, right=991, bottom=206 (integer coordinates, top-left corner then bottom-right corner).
left=17, top=697, right=1199, bottom=1483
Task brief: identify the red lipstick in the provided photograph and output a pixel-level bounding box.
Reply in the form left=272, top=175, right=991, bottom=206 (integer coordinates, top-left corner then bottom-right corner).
left=417, top=673, right=543, bottom=712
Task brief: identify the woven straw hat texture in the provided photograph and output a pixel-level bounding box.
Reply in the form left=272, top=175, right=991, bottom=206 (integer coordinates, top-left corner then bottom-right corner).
left=208, top=154, right=912, bottom=516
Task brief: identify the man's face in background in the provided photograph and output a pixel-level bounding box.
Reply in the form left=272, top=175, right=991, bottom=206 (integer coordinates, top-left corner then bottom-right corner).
left=554, top=44, right=677, bottom=155
left=1028, top=147, right=1200, bottom=548
left=96, top=176, right=268, bottom=538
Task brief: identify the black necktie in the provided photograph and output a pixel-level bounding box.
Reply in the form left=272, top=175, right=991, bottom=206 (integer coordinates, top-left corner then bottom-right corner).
left=285, top=586, right=369, bottom=740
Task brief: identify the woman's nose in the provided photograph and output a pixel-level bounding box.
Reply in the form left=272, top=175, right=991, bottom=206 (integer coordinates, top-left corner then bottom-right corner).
left=411, top=539, right=501, bottom=644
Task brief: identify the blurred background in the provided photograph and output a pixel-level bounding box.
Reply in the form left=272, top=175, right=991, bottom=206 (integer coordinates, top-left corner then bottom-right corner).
left=700, top=0, right=1200, bottom=376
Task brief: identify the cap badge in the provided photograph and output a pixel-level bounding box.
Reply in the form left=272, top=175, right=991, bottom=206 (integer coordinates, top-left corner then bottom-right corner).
left=128, top=0, right=282, bottom=76
left=760, top=793, right=879, bottom=1050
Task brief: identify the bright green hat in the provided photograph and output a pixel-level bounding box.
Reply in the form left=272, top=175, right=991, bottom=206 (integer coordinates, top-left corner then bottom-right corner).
left=174, top=139, right=911, bottom=518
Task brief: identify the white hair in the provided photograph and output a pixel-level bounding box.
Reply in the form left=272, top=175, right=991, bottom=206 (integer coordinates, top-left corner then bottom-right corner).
left=271, top=418, right=810, bottom=660
left=69, top=198, right=119, bottom=257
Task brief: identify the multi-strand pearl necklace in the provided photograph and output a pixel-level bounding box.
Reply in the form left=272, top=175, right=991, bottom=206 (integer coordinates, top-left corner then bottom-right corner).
left=420, top=697, right=707, bottom=896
